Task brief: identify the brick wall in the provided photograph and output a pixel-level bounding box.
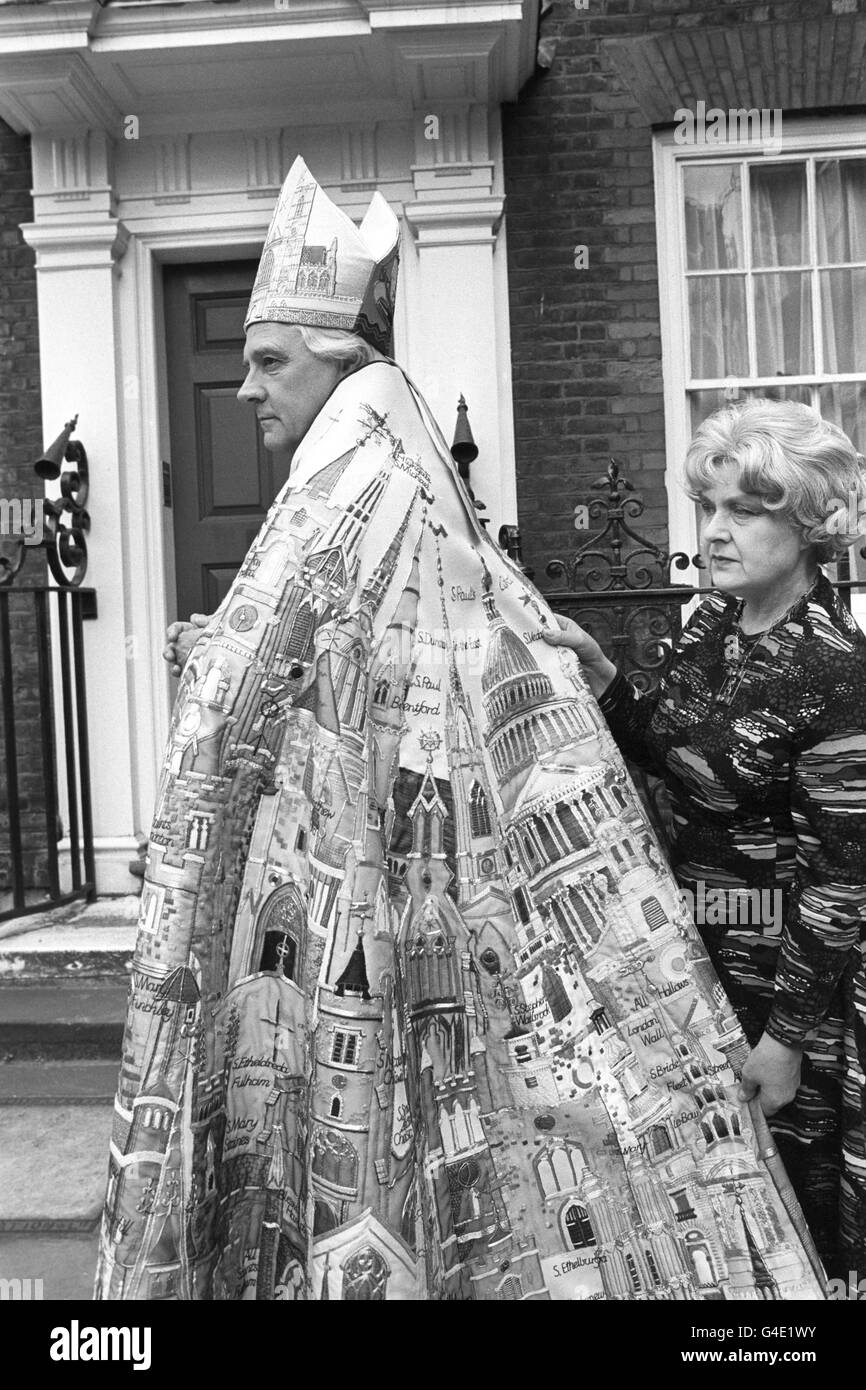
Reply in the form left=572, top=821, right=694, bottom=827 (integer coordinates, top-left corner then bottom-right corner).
left=501, top=0, right=866, bottom=586
left=0, top=115, right=50, bottom=895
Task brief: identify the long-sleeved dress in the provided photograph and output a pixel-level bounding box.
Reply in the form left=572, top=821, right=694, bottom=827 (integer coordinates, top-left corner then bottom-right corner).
left=598, top=570, right=866, bottom=1278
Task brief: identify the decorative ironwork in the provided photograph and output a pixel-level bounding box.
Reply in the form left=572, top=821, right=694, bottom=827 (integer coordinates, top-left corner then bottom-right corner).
left=544, top=459, right=704, bottom=692
left=0, top=415, right=95, bottom=920
left=546, top=459, right=697, bottom=594
left=498, top=524, right=535, bottom=582
left=450, top=394, right=489, bottom=529
left=0, top=585, right=95, bottom=920
left=0, top=415, right=91, bottom=591
left=44, top=419, right=90, bottom=589
left=0, top=517, right=30, bottom=587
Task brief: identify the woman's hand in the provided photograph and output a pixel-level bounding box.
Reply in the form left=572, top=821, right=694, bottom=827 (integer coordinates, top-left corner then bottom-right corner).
left=541, top=614, right=618, bottom=699
left=163, top=612, right=211, bottom=678
left=737, top=1033, right=803, bottom=1116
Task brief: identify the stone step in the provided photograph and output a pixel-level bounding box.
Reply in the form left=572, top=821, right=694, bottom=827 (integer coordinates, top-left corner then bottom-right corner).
left=0, top=1059, right=118, bottom=1103
left=0, top=906, right=137, bottom=985
left=0, top=981, right=128, bottom=1057
left=0, top=902, right=132, bottom=1297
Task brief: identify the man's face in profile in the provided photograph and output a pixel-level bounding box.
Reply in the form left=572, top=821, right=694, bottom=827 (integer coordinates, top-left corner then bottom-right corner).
left=238, top=323, right=344, bottom=456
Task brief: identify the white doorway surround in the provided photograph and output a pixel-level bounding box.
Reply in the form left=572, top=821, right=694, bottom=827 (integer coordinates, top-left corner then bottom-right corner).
left=0, top=0, right=538, bottom=892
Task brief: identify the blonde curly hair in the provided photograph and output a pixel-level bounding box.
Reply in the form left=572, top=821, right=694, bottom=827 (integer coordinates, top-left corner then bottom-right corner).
left=684, top=397, right=866, bottom=562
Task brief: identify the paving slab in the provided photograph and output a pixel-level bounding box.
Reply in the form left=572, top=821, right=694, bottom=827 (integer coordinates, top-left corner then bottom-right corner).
left=0, top=1104, right=112, bottom=1225
left=0, top=1232, right=98, bottom=1301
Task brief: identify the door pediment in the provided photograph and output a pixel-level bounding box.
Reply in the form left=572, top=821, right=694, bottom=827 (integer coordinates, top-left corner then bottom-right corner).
left=0, top=0, right=538, bottom=135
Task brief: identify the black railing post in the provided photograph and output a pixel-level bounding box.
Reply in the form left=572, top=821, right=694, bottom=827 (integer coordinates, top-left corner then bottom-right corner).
left=0, top=415, right=97, bottom=923
left=34, top=588, right=61, bottom=901
left=71, top=590, right=95, bottom=897
left=0, top=589, right=24, bottom=911
left=0, top=584, right=96, bottom=922
left=55, top=588, right=82, bottom=893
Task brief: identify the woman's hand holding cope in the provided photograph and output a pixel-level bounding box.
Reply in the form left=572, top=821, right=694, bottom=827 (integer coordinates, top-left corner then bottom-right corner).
left=737, top=1033, right=804, bottom=1117
left=163, top=612, right=211, bottom=678
left=541, top=614, right=618, bottom=699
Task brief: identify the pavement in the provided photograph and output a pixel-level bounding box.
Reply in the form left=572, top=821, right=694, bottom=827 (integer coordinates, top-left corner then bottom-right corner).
left=0, top=896, right=138, bottom=1301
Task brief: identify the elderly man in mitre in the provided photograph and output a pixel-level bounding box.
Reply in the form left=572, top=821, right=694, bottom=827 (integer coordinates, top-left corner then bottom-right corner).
left=94, top=159, right=826, bottom=1302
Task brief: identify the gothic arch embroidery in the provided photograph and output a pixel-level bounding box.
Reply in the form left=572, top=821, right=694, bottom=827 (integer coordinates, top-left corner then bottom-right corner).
left=312, top=1129, right=358, bottom=1191
left=256, top=883, right=306, bottom=980
left=562, top=1201, right=596, bottom=1250
left=342, top=1246, right=389, bottom=1301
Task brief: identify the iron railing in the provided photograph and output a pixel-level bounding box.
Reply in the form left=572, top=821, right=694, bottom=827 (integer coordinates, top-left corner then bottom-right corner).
left=0, top=420, right=96, bottom=921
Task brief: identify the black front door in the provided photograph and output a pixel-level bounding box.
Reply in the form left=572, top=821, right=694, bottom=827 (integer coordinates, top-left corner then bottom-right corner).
left=163, top=261, right=292, bottom=618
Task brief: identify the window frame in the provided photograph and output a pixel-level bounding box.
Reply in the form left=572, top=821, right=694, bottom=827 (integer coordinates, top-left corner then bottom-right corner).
left=329, top=1028, right=362, bottom=1068
left=654, top=117, right=866, bottom=625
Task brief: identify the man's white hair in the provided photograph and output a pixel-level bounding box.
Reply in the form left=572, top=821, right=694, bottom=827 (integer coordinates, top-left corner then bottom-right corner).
left=296, top=325, right=385, bottom=372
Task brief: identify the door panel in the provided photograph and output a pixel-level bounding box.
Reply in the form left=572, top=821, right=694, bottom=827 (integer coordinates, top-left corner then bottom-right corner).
left=163, top=263, right=291, bottom=618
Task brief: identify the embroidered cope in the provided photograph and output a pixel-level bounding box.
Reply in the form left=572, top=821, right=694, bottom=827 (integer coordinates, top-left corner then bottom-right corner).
left=95, top=364, right=828, bottom=1301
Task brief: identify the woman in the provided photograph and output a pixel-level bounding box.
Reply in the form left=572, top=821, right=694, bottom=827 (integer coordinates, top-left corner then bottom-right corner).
left=544, top=397, right=866, bottom=1281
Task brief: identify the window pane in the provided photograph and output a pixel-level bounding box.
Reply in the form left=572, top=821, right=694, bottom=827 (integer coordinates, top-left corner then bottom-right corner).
left=688, top=275, right=748, bottom=379
left=820, top=268, right=866, bottom=372
left=750, top=163, right=808, bottom=267
left=818, top=382, right=866, bottom=453
left=816, top=158, right=866, bottom=264
left=688, top=389, right=731, bottom=435
left=690, top=385, right=816, bottom=437
left=757, top=384, right=813, bottom=406
left=754, top=272, right=813, bottom=375
left=683, top=164, right=743, bottom=270
left=818, top=385, right=866, bottom=585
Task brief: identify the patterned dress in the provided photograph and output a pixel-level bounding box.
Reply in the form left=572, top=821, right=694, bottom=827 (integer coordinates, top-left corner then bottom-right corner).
left=598, top=570, right=866, bottom=1278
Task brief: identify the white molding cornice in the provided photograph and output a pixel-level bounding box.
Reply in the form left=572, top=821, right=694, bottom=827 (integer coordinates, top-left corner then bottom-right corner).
left=403, top=195, right=505, bottom=248
left=0, top=1, right=99, bottom=47
left=0, top=0, right=537, bottom=135
left=19, top=218, right=131, bottom=272
left=0, top=53, right=121, bottom=136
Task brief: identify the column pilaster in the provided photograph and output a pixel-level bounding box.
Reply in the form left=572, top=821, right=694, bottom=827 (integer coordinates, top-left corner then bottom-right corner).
left=21, top=180, right=143, bottom=892
left=402, top=105, right=516, bottom=531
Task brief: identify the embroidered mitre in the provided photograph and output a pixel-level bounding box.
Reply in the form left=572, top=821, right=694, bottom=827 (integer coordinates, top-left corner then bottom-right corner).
left=244, top=155, right=400, bottom=353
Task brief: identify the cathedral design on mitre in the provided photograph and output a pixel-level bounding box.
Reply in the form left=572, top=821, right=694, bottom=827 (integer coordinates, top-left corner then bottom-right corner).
left=297, top=238, right=338, bottom=297
left=244, top=157, right=400, bottom=352
left=249, top=166, right=315, bottom=307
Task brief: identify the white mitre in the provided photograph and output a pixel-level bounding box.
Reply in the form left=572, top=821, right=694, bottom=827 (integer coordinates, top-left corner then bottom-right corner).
left=245, top=155, right=400, bottom=353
